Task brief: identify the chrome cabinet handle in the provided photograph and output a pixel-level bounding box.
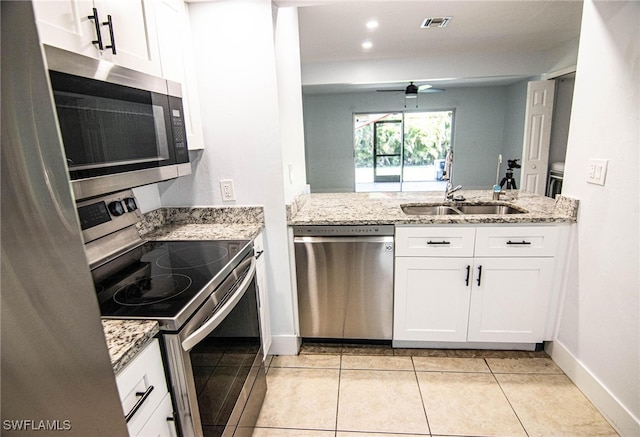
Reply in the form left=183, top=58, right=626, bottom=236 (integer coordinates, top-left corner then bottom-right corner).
left=125, top=385, right=154, bottom=422
left=427, top=240, right=450, bottom=245
left=255, top=250, right=264, bottom=259
left=465, top=265, right=471, bottom=286
left=102, top=15, right=117, bottom=54
left=88, top=8, right=104, bottom=50
left=476, top=265, right=483, bottom=286
left=506, top=240, right=532, bottom=245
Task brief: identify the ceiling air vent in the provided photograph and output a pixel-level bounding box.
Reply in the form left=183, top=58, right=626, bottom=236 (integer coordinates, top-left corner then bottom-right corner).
left=421, top=17, right=452, bottom=28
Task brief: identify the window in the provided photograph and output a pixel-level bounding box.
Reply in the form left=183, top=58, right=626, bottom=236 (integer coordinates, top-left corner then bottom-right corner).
left=354, top=110, right=453, bottom=192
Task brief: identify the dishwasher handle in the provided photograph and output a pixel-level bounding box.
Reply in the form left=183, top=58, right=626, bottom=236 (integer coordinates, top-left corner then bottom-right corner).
left=294, top=236, right=394, bottom=244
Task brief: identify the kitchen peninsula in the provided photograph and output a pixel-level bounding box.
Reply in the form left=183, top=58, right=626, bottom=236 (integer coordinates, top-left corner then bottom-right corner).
left=289, top=189, right=578, bottom=351
left=288, top=190, right=578, bottom=225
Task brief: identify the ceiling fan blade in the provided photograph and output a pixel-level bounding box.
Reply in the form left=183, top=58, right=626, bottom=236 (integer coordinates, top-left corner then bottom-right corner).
left=418, top=87, right=445, bottom=93
left=376, top=89, right=405, bottom=92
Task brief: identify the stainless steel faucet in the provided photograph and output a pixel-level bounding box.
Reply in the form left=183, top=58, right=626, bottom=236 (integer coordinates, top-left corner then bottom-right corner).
left=445, top=183, right=463, bottom=201
left=442, top=148, right=463, bottom=201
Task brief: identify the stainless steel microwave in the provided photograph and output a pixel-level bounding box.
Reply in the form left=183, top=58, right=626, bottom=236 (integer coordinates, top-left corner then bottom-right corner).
left=45, top=45, right=191, bottom=201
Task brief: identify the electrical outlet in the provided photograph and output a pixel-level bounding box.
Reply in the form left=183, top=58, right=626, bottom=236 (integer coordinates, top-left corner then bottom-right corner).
left=587, top=159, right=608, bottom=186
left=219, top=179, right=235, bottom=201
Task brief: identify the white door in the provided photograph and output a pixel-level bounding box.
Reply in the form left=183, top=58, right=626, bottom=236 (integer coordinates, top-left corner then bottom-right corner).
left=467, top=258, right=554, bottom=343
left=520, top=80, right=556, bottom=194
left=394, top=257, right=473, bottom=342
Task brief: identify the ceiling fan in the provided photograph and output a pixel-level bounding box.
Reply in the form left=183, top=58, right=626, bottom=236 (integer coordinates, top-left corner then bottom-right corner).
left=376, top=82, right=444, bottom=98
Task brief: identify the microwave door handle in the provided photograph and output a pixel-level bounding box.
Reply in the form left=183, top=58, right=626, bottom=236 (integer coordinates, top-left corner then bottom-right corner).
left=181, top=258, right=256, bottom=352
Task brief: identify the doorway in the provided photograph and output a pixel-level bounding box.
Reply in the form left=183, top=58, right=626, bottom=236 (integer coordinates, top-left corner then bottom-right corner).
left=355, top=111, right=453, bottom=192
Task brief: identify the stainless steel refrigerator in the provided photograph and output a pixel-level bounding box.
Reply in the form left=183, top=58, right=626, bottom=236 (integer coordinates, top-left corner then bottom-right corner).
left=1, top=2, right=128, bottom=435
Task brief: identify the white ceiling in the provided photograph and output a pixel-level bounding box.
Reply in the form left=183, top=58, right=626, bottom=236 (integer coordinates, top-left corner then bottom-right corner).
left=275, top=0, right=584, bottom=93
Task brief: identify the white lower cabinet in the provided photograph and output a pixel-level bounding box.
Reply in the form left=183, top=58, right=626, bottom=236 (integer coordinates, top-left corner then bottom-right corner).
left=466, top=257, right=555, bottom=343
left=394, top=257, right=472, bottom=342
left=137, top=393, right=176, bottom=437
left=394, top=225, right=560, bottom=346
left=115, top=338, right=176, bottom=437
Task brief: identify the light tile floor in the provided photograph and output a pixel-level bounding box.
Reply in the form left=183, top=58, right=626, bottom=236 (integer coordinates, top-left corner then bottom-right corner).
left=250, top=343, right=619, bottom=437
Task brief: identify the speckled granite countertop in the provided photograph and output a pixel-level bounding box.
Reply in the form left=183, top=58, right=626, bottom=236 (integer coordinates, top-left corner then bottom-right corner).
left=102, top=319, right=159, bottom=374
left=139, top=206, right=264, bottom=241
left=289, top=190, right=578, bottom=226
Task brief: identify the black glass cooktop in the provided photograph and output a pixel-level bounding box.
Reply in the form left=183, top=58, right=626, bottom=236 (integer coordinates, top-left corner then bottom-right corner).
left=94, top=240, right=250, bottom=321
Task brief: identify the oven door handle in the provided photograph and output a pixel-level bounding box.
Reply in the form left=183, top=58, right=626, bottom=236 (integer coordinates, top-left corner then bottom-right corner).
left=181, top=257, right=256, bottom=352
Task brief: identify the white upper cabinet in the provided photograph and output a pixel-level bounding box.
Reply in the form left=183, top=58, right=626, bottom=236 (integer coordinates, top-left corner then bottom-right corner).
left=33, top=0, right=162, bottom=76
left=153, top=0, right=185, bottom=83
left=153, top=0, right=204, bottom=150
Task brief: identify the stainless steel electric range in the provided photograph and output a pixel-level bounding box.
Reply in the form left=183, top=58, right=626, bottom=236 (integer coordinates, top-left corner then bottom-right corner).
left=80, top=190, right=266, bottom=437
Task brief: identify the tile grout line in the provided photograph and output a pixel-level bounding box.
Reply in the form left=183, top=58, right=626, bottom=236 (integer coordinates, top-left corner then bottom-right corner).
left=486, top=358, right=531, bottom=437
left=411, top=356, right=434, bottom=437
left=334, top=352, right=342, bottom=436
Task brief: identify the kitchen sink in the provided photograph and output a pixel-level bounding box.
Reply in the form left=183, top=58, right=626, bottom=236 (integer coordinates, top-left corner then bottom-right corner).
left=401, top=202, right=527, bottom=216
left=400, top=205, right=463, bottom=215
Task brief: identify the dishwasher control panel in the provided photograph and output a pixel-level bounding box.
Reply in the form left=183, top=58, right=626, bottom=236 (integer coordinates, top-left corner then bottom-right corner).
left=293, top=225, right=394, bottom=237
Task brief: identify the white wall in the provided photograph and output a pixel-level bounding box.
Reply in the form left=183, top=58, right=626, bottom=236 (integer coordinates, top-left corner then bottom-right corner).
left=158, top=0, right=301, bottom=354
left=499, top=80, right=529, bottom=184
left=274, top=7, right=308, bottom=202
left=551, top=1, right=639, bottom=435
left=302, top=85, right=529, bottom=192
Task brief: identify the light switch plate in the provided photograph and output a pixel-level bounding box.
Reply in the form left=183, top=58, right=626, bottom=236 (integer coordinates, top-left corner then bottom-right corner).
left=587, top=159, right=608, bottom=186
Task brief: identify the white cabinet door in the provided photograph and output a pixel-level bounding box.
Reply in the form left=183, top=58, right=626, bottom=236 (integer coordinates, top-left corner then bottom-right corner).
left=153, top=0, right=204, bottom=150
left=467, top=258, right=555, bottom=343
left=93, top=0, right=161, bottom=76
left=153, top=0, right=185, bottom=83
left=33, top=0, right=161, bottom=76
left=254, top=233, right=272, bottom=355
left=137, top=393, right=177, bottom=437
left=33, top=0, right=98, bottom=57
left=394, top=257, right=473, bottom=342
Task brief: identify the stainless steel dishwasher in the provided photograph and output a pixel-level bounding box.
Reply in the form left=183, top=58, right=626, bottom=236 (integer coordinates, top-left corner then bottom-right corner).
left=293, top=225, right=394, bottom=340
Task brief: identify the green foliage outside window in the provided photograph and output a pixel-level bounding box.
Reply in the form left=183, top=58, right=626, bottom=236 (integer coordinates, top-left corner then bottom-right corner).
left=354, top=111, right=452, bottom=168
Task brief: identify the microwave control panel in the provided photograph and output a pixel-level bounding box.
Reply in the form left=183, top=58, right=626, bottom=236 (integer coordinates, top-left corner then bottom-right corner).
left=169, top=96, right=189, bottom=163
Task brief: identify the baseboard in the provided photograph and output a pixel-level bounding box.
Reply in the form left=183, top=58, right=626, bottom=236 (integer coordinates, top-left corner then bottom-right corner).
left=267, top=334, right=301, bottom=356
left=393, top=340, right=538, bottom=351
left=546, top=341, right=640, bottom=436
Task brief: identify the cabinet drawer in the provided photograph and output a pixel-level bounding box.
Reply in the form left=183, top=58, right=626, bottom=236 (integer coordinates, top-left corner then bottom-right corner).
left=474, top=226, right=559, bottom=257
left=138, top=393, right=177, bottom=437
left=395, top=227, right=475, bottom=257
left=116, top=339, right=170, bottom=437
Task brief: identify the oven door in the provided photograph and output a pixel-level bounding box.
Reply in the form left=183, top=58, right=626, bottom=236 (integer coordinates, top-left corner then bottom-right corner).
left=163, top=254, right=266, bottom=437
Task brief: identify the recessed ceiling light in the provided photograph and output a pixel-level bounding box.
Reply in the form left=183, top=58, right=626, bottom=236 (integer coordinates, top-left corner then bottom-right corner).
left=421, top=17, right=452, bottom=28
left=362, top=41, right=373, bottom=50
left=366, top=20, right=379, bottom=30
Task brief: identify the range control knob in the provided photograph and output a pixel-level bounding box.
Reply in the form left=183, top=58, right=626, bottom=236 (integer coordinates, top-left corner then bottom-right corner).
left=108, top=200, right=125, bottom=217
left=124, top=197, right=137, bottom=212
